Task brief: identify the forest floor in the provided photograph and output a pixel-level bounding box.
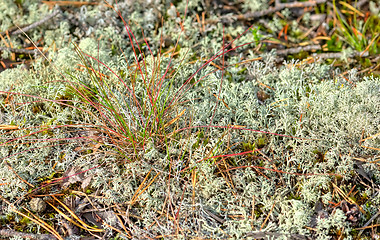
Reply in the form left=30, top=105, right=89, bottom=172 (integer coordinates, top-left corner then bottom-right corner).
left=0, top=0, right=379, bottom=239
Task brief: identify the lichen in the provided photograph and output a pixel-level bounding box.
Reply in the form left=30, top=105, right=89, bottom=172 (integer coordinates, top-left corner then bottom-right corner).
left=0, top=1, right=379, bottom=238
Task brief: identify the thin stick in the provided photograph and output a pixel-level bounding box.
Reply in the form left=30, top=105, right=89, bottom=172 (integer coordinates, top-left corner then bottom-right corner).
left=4, top=161, right=35, bottom=188
left=0, top=229, right=55, bottom=240
left=357, top=209, right=380, bottom=237
left=41, top=1, right=101, bottom=7
left=10, top=8, right=61, bottom=35
left=276, top=45, right=321, bottom=56
left=246, top=231, right=308, bottom=239
left=0, top=46, right=42, bottom=55
left=312, top=50, right=369, bottom=59
left=221, top=0, right=327, bottom=21
left=260, top=202, right=276, bottom=230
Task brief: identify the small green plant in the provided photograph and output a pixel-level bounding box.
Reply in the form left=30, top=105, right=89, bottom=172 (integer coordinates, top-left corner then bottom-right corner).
left=251, top=26, right=264, bottom=46
left=326, top=35, right=344, bottom=52
left=333, top=0, right=380, bottom=54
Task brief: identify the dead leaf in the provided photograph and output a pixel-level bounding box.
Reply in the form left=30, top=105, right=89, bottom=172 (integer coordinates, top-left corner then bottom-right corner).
left=61, top=166, right=91, bottom=189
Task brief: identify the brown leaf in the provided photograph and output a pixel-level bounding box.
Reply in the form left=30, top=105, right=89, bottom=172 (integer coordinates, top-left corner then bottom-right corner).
left=61, top=166, right=88, bottom=189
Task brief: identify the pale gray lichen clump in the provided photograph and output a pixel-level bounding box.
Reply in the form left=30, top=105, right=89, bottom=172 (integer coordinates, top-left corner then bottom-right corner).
left=0, top=0, right=50, bottom=35
left=1, top=50, right=379, bottom=238
left=1, top=0, right=380, bottom=239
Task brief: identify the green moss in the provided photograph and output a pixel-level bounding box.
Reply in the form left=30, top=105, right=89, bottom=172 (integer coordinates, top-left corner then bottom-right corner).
left=19, top=216, right=31, bottom=225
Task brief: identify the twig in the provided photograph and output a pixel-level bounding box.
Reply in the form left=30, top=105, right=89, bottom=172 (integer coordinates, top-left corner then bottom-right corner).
left=312, top=50, right=369, bottom=59
left=260, top=202, right=276, bottom=230
left=11, top=8, right=61, bottom=35
left=245, top=231, right=309, bottom=240
left=222, top=0, right=327, bottom=20
left=326, top=2, right=347, bottom=23
left=276, top=45, right=321, bottom=56
left=0, top=8, right=60, bottom=37
left=42, top=1, right=101, bottom=7
left=203, top=207, right=226, bottom=224
left=277, top=49, right=371, bottom=63
left=0, top=228, right=56, bottom=240
left=4, top=160, right=35, bottom=188
left=360, top=61, right=380, bottom=74
left=0, top=47, right=42, bottom=55
left=357, top=209, right=380, bottom=237
left=355, top=0, right=369, bottom=9
left=61, top=219, right=78, bottom=237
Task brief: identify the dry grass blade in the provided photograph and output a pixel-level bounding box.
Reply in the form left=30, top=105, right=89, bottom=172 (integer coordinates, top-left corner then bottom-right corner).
left=237, top=57, right=262, bottom=65
left=192, top=169, right=197, bottom=212
left=216, top=160, right=235, bottom=192
left=270, top=98, right=289, bottom=108
left=16, top=208, right=63, bottom=240
left=130, top=172, right=161, bottom=205
left=332, top=183, right=365, bottom=214
left=260, top=202, right=276, bottom=231
left=102, top=221, right=131, bottom=239
left=51, top=196, right=104, bottom=232
left=0, top=125, right=18, bottom=130
left=356, top=223, right=380, bottom=230
left=360, top=132, right=380, bottom=142
left=47, top=201, right=103, bottom=233
left=251, top=195, right=255, bottom=221
left=0, top=195, right=63, bottom=240
left=360, top=145, right=380, bottom=151
left=25, top=207, right=61, bottom=233
left=41, top=1, right=101, bottom=7
left=4, top=161, right=35, bottom=188
left=360, top=34, right=380, bottom=57
left=339, top=1, right=364, bottom=17
left=115, top=213, right=132, bottom=238
left=130, top=169, right=152, bottom=204
left=163, top=109, right=186, bottom=129
left=206, top=87, right=230, bottom=110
